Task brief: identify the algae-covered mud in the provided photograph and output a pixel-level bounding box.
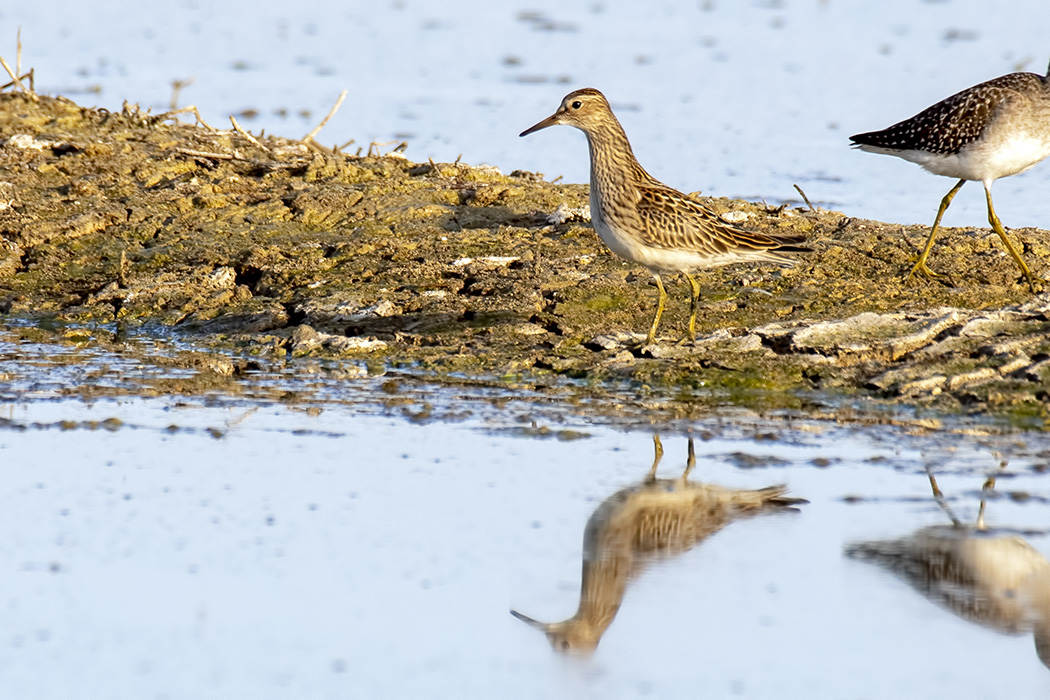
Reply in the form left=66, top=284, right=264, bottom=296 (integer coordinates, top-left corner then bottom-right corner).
left=2, top=92, right=1050, bottom=426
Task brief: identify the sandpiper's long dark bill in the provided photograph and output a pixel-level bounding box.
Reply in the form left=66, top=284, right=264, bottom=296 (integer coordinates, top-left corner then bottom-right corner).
left=521, top=88, right=808, bottom=345
left=851, top=62, right=1050, bottom=291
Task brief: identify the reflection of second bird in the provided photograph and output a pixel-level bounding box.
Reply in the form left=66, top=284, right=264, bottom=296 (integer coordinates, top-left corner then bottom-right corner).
left=511, top=436, right=806, bottom=652
left=846, top=465, right=1050, bottom=671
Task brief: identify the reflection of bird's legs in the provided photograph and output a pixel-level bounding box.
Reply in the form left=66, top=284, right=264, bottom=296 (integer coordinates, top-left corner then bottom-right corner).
left=925, top=464, right=962, bottom=527
left=976, top=459, right=1008, bottom=530
left=679, top=437, right=696, bottom=486
left=646, top=435, right=664, bottom=481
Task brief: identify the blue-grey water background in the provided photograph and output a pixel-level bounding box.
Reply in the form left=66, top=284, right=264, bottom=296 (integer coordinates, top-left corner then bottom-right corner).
left=4, top=0, right=1050, bottom=227
left=2, top=2, right=1050, bottom=698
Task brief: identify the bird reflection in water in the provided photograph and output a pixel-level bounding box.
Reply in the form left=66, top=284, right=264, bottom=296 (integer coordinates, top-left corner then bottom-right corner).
left=846, top=463, right=1050, bottom=671
left=511, top=435, right=806, bottom=653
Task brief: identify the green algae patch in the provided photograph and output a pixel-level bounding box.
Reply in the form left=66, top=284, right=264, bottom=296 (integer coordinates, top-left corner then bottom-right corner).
left=2, top=92, right=1050, bottom=426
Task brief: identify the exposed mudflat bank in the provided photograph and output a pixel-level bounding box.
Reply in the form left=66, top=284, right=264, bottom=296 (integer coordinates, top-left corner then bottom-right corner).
left=2, top=92, right=1050, bottom=428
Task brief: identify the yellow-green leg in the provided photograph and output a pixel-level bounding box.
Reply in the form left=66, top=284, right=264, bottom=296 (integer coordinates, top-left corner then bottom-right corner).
left=682, top=437, right=696, bottom=480
left=685, top=273, right=701, bottom=342
left=646, top=274, right=667, bottom=345
left=909, top=179, right=964, bottom=281
left=926, top=467, right=962, bottom=527
left=977, top=458, right=1007, bottom=530
left=645, top=434, right=664, bottom=481
left=984, top=182, right=1040, bottom=292
left=976, top=475, right=996, bottom=531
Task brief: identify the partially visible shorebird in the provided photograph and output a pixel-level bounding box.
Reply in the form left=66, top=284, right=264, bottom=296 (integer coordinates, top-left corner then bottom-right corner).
left=846, top=464, right=1050, bottom=671
left=521, top=88, right=808, bottom=345
left=511, top=436, right=806, bottom=653
left=850, top=62, right=1050, bottom=291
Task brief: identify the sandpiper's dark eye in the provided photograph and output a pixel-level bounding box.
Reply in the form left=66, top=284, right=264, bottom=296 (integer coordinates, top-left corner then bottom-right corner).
left=571, top=101, right=582, bottom=109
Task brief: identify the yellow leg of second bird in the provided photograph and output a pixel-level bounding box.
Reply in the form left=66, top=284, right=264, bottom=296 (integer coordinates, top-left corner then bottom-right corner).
left=908, top=179, right=964, bottom=281
left=984, top=183, right=1040, bottom=292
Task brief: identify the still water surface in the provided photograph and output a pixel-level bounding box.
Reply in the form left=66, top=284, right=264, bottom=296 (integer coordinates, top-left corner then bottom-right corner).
left=0, top=335, right=1048, bottom=698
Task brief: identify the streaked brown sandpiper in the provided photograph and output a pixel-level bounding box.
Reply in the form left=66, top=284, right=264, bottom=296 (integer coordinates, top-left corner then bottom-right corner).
left=521, top=88, right=808, bottom=345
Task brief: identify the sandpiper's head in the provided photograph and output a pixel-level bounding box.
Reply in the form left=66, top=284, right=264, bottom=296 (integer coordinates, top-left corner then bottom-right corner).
left=520, top=88, right=613, bottom=137
left=510, top=609, right=601, bottom=653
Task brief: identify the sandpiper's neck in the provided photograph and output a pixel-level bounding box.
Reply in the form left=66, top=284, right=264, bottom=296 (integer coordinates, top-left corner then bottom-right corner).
left=583, top=117, right=645, bottom=198
left=570, top=549, right=633, bottom=639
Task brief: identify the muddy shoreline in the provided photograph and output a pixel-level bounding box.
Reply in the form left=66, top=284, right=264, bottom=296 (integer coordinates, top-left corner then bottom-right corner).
left=2, top=92, right=1050, bottom=428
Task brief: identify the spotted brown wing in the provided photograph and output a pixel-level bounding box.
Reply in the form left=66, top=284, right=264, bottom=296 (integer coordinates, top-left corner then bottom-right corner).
left=850, top=73, right=1044, bottom=155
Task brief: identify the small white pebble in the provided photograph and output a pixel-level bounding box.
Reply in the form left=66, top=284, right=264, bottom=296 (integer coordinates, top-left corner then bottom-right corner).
left=207, top=267, right=237, bottom=288
left=546, top=203, right=591, bottom=225
left=326, top=337, right=387, bottom=352
left=4, top=134, right=47, bottom=150
left=720, top=210, right=750, bottom=224
left=513, top=324, right=548, bottom=336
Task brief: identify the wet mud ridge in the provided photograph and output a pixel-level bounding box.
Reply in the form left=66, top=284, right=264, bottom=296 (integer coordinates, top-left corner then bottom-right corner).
left=2, top=92, right=1050, bottom=425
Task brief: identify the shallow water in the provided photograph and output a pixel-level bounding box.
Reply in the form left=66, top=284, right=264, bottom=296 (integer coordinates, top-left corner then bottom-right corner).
left=4, top=2, right=1050, bottom=696
left=3, top=0, right=1049, bottom=228
left=1, top=335, right=1049, bottom=698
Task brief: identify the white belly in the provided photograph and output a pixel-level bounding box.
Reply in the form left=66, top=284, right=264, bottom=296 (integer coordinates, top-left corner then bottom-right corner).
left=589, top=187, right=647, bottom=264
left=863, top=134, right=1050, bottom=182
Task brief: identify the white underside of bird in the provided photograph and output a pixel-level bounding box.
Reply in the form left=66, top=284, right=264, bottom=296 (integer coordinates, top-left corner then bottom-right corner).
left=856, top=134, right=1050, bottom=182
